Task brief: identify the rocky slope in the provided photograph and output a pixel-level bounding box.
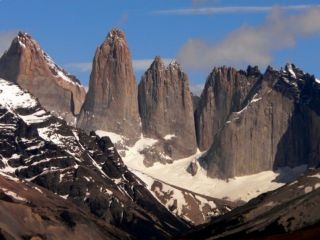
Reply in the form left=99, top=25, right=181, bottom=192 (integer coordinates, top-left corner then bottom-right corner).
left=202, top=64, right=320, bottom=179
left=0, top=32, right=86, bottom=125
left=0, top=78, right=189, bottom=239
left=131, top=170, right=237, bottom=225
left=182, top=167, right=320, bottom=240
left=0, top=175, right=128, bottom=240
left=77, top=29, right=141, bottom=141
left=195, top=66, right=261, bottom=151
left=138, top=56, right=197, bottom=162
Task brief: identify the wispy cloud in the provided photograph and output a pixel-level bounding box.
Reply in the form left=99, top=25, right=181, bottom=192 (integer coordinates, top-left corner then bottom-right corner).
left=0, top=30, right=18, bottom=56
left=177, top=7, right=320, bottom=71
left=152, top=4, right=320, bottom=15
left=65, top=58, right=174, bottom=73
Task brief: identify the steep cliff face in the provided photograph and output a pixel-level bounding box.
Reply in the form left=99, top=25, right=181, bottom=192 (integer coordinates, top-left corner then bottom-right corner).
left=0, top=32, right=86, bottom=125
left=204, top=64, right=320, bottom=179
left=195, top=66, right=261, bottom=151
left=77, top=29, right=141, bottom=141
left=138, top=57, right=197, bottom=160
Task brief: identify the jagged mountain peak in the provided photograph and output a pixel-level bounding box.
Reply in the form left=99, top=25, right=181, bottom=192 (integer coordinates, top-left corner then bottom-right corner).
left=12, top=31, right=81, bottom=87
left=138, top=55, right=197, bottom=162
left=246, top=65, right=261, bottom=76
left=149, top=56, right=182, bottom=72
left=168, top=59, right=181, bottom=70
left=77, top=28, right=141, bottom=140
left=108, top=28, right=125, bottom=39
left=13, top=31, right=40, bottom=49
left=104, top=28, right=126, bottom=47
left=0, top=31, right=86, bottom=124
left=150, top=56, right=166, bottom=70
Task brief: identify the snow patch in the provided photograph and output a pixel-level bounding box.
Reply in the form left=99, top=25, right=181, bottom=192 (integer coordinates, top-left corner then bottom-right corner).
left=1, top=188, right=27, bottom=202
left=163, top=134, right=176, bottom=140
left=43, top=52, right=81, bottom=87
left=304, top=186, right=313, bottom=193
left=251, top=93, right=262, bottom=103
left=123, top=149, right=306, bottom=202
left=122, top=134, right=158, bottom=166
left=60, top=194, right=69, bottom=199
left=33, top=186, right=43, bottom=194
left=96, top=130, right=126, bottom=144
left=287, top=64, right=296, bottom=79
left=309, top=173, right=320, bottom=179
left=0, top=79, right=38, bottom=109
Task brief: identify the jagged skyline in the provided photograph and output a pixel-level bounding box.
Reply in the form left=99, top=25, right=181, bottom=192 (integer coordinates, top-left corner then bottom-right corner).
left=1, top=0, right=320, bottom=94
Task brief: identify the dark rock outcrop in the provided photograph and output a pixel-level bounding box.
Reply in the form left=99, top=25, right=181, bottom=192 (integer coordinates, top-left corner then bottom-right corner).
left=195, top=66, right=261, bottom=151
left=77, top=29, right=141, bottom=141
left=204, top=64, right=320, bottom=179
left=138, top=57, right=197, bottom=160
left=0, top=32, right=86, bottom=125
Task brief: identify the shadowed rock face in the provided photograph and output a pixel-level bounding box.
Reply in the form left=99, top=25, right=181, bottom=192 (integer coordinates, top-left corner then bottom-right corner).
left=203, top=64, right=320, bottom=179
left=138, top=57, right=197, bottom=160
left=195, top=66, right=261, bottom=151
left=77, top=29, right=141, bottom=141
left=0, top=32, right=86, bottom=125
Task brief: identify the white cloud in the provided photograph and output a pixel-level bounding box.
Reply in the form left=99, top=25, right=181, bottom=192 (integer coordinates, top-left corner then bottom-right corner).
left=0, top=30, right=18, bottom=56
left=152, top=4, right=320, bottom=15
left=177, top=7, right=320, bottom=71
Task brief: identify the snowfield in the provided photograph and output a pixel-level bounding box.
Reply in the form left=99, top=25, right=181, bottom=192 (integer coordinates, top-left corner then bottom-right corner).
left=96, top=130, right=307, bottom=202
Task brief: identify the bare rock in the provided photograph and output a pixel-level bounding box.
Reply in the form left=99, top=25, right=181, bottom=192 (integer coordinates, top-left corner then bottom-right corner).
left=138, top=57, right=197, bottom=160
left=77, top=29, right=141, bottom=141
left=195, top=66, right=261, bottom=151
left=187, top=161, right=198, bottom=176
left=204, top=65, right=320, bottom=179
left=0, top=32, right=86, bottom=125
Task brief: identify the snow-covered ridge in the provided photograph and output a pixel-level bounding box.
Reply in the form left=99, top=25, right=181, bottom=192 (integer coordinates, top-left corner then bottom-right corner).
left=42, top=51, right=82, bottom=87
left=0, top=79, right=38, bottom=109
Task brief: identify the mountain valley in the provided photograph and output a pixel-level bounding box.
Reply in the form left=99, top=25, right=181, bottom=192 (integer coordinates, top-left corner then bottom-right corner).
left=0, top=28, right=319, bottom=239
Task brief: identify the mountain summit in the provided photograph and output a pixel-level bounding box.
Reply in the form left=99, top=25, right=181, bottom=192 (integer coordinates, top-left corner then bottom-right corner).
left=0, top=32, right=86, bottom=124
left=77, top=29, right=141, bottom=141
left=138, top=56, right=197, bottom=161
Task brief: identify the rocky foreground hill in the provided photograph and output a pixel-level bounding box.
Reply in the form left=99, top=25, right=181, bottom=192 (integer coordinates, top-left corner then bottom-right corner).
left=182, top=168, right=320, bottom=239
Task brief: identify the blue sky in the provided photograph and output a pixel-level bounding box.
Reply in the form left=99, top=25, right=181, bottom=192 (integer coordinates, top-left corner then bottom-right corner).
left=1, top=0, right=320, bottom=94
